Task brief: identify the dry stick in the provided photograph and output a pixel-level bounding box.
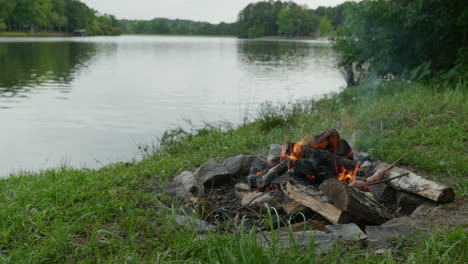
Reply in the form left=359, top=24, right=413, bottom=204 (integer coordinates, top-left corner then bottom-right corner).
left=387, top=153, right=408, bottom=170
left=367, top=153, right=408, bottom=183
left=367, top=172, right=409, bottom=186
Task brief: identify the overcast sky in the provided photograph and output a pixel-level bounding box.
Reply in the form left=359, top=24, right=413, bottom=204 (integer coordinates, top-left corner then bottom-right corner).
left=81, top=0, right=351, bottom=23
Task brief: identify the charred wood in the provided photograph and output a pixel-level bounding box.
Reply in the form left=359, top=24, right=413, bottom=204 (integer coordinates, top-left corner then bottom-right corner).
left=249, top=158, right=290, bottom=189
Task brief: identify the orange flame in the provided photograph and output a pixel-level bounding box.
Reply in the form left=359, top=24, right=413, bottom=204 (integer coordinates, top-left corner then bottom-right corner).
left=279, top=131, right=356, bottom=185
left=335, top=163, right=359, bottom=184
left=280, top=137, right=310, bottom=169
left=310, top=132, right=340, bottom=152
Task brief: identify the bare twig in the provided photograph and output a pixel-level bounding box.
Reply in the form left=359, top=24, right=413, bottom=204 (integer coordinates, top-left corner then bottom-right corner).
left=387, top=153, right=408, bottom=170
left=367, top=153, right=408, bottom=183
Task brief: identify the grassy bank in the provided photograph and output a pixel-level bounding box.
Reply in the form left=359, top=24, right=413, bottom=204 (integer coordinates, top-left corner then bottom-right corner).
left=0, top=80, right=466, bottom=262
left=123, top=34, right=236, bottom=38
left=0, top=31, right=69, bottom=37
left=256, top=35, right=328, bottom=41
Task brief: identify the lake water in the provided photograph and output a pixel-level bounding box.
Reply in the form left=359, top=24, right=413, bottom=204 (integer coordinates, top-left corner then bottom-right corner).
left=0, top=36, right=345, bottom=177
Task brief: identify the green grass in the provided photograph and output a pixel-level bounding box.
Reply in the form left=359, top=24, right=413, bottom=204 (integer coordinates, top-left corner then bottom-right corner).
left=0, top=32, right=30, bottom=37
left=256, top=35, right=325, bottom=41
left=0, top=31, right=69, bottom=37
left=0, top=79, right=466, bottom=262
left=122, top=33, right=237, bottom=38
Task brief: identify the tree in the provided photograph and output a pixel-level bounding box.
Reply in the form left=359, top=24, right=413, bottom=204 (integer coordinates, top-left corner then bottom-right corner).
left=247, top=25, right=265, bottom=38
left=333, top=0, right=467, bottom=82
left=0, top=0, right=16, bottom=29
left=0, top=18, right=6, bottom=31
left=51, top=0, right=67, bottom=31
left=318, top=16, right=333, bottom=36
left=238, top=1, right=297, bottom=38
left=277, top=5, right=320, bottom=36
left=277, top=9, right=294, bottom=35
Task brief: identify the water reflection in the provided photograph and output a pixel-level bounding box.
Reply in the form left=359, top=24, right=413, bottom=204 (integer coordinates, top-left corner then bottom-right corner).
left=237, top=40, right=333, bottom=67
left=0, top=41, right=97, bottom=99
left=236, top=39, right=342, bottom=104
left=0, top=36, right=345, bottom=177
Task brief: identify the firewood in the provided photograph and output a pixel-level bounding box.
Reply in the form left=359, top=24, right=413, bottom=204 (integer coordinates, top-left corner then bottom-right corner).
left=320, top=178, right=393, bottom=224
left=367, top=172, right=409, bottom=186
left=281, top=201, right=307, bottom=214
left=250, top=158, right=290, bottom=189
left=302, top=146, right=358, bottom=172
left=373, top=163, right=455, bottom=203
left=283, top=181, right=352, bottom=224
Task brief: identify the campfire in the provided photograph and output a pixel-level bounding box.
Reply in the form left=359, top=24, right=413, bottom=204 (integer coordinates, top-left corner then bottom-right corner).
left=250, top=129, right=359, bottom=191
left=167, top=129, right=455, bottom=233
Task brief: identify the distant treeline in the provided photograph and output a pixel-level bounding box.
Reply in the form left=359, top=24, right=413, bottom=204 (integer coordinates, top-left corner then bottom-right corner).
left=118, top=1, right=349, bottom=38
left=118, top=19, right=237, bottom=36
left=237, top=0, right=351, bottom=38
left=0, top=0, right=347, bottom=37
left=0, top=0, right=120, bottom=35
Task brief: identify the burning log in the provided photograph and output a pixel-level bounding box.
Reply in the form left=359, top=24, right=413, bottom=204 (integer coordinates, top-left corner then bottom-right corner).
left=312, top=129, right=354, bottom=159
left=284, top=144, right=359, bottom=185
left=301, top=146, right=358, bottom=173
left=283, top=181, right=352, bottom=224
left=249, top=158, right=290, bottom=189
left=320, top=179, right=393, bottom=225
left=373, top=163, right=455, bottom=203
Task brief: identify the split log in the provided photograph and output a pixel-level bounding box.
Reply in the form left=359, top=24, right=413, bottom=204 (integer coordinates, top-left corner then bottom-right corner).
left=283, top=181, right=352, bottom=224
left=320, top=178, right=393, bottom=224
left=249, top=158, right=290, bottom=189
left=373, top=163, right=455, bottom=203
left=281, top=201, right=307, bottom=214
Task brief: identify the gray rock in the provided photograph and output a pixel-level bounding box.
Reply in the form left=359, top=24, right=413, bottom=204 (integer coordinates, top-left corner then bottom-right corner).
left=397, top=191, right=431, bottom=215
left=222, top=155, right=266, bottom=178
left=354, top=151, right=371, bottom=163
left=373, top=248, right=393, bottom=255
left=194, top=159, right=231, bottom=188
left=325, top=223, right=367, bottom=240
left=167, top=171, right=199, bottom=196
left=382, top=217, right=424, bottom=229
left=249, top=156, right=268, bottom=175
left=358, top=160, right=374, bottom=176
left=257, top=230, right=334, bottom=252
left=365, top=225, right=416, bottom=244
left=411, top=202, right=439, bottom=219
left=174, top=215, right=216, bottom=233
left=267, top=144, right=282, bottom=165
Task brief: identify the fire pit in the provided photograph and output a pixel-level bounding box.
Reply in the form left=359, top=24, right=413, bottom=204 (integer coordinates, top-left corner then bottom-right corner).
left=167, top=129, right=455, bottom=239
